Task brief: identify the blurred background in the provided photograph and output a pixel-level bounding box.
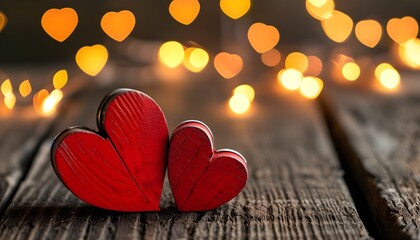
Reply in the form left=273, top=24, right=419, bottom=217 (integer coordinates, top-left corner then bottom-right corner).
left=0, top=0, right=420, bottom=117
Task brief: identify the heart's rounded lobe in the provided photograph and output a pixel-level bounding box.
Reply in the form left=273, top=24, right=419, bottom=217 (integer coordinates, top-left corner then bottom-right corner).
left=52, top=89, right=168, bottom=212
left=168, top=121, right=247, bottom=211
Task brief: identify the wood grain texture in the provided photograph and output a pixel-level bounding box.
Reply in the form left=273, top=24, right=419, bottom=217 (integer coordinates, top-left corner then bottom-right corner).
left=322, top=82, right=420, bottom=239
left=168, top=120, right=248, bottom=211
left=52, top=89, right=169, bottom=211
left=0, top=66, right=75, bottom=214
left=0, top=77, right=369, bottom=239
left=0, top=117, right=51, bottom=214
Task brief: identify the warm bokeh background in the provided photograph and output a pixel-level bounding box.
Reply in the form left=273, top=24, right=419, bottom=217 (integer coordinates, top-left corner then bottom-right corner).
left=1, top=0, right=420, bottom=63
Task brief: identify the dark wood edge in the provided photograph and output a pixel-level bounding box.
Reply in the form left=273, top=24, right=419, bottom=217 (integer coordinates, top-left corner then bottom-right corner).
left=50, top=127, right=100, bottom=200
left=172, top=120, right=214, bottom=141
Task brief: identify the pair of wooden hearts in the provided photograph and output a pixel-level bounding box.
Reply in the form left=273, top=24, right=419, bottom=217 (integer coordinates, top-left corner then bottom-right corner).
left=51, top=89, right=248, bottom=212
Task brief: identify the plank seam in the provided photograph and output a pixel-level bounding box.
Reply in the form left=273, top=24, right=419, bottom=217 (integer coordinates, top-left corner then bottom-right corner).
left=318, top=95, right=381, bottom=239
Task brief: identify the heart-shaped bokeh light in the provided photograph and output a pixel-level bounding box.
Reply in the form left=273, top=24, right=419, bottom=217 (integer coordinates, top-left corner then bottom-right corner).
left=355, top=19, right=382, bottom=48
left=248, top=22, right=280, bottom=53
left=101, top=10, right=136, bottom=42
left=214, top=52, right=243, bottom=79
left=387, top=16, right=418, bottom=44
left=169, top=0, right=200, bottom=25
left=76, top=45, right=108, bottom=76
left=321, top=10, right=353, bottom=43
left=220, top=0, right=251, bottom=19
left=41, top=8, right=78, bottom=42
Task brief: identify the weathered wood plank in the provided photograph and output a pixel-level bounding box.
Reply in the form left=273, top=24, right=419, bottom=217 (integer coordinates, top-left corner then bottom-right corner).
left=0, top=77, right=369, bottom=239
left=0, top=116, right=51, bottom=213
left=0, top=66, right=69, bottom=214
left=322, top=78, right=420, bottom=239
left=0, top=67, right=87, bottom=215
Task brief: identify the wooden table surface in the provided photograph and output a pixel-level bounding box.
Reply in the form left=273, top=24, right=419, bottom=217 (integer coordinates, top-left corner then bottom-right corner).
left=0, top=64, right=419, bottom=239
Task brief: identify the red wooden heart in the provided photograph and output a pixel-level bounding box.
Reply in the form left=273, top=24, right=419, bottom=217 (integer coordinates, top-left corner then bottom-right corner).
left=51, top=89, right=168, bottom=212
left=168, top=120, right=248, bottom=211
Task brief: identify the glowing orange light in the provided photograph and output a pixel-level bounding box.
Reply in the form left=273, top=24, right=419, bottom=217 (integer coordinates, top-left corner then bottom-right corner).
left=379, top=68, right=400, bottom=90
left=322, top=10, right=353, bottom=43
left=4, top=92, right=16, bottom=110
left=277, top=69, right=303, bottom=91
left=53, top=70, right=68, bottom=89
left=158, top=41, right=185, bottom=68
left=399, top=38, right=420, bottom=68
left=375, top=64, right=400, bottom=90
left=285, top=52, right=309, bottom=72
left=299, top=77, right=323, bottom=99
left=261, top=48, right=281, bottom=67
left=33, top=89, right=49, bottom=116
left=233, top=84, right=255, bottom=102
left=34, top=89, right=63, bottom=117
left=308, top=0, right=328, bottom=8
left=220, top=0, right=251, bottom=19
left=229, top=94, right=250, bottom=114
left=19, top=80, right=32, bottom=97
left=305, top=0, right=335, bottom=20
left=50, top=89, right=64, bottom=102
left=387, top=16, right=419, bottom=44
left=76, top=44, right=108, bottom=76
left=0, top=11, right=8, bottom=32
left=305, top=55, right=323, bottom=76
left=183, top=47, right=209, bottom=72
left=42, top=96, right=57, bottom=115
left=41, top=8, right=78, bottom=42
left=248, top=22, right=280, bottom=53
left=355, top=19, right=382, bottom=48
left=169, top=0, right=200, bottom=25
left=1, top=79, right=12, bottom=96
left=214, top=52, right=243, bottom=79
left=342, top=62, right=360, bottom=81
left=101, top=10, right=136, bottom=42
left=375, top=63, right=393, bottom=80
